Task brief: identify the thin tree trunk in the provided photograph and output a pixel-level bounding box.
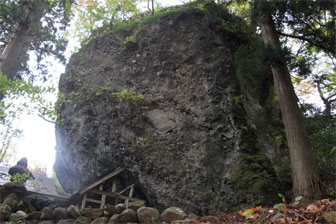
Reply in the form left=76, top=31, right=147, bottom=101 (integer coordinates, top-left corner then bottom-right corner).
left=257, top=6, right=324, bottom=200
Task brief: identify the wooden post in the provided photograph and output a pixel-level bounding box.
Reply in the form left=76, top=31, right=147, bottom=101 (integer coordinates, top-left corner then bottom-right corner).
left=112, top=179, right=118, bottom=205
left=125, top=185, right=134, bottom=208
left=81, top=193, right=87, bottom=209
left=100, top=185, right=106, bottom=209
left=112, top=179, right=116, bottom=192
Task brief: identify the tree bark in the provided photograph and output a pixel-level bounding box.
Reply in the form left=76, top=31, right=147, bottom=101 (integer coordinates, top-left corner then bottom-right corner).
left=0, top=22, right=31, bottom=80
left=257, top=4, right=324, bottom=200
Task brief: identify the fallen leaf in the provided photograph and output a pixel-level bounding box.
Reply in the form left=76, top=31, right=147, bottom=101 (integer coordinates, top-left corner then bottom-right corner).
left=256, top=206, right=263, bottom=211
left=237, top=207, right=256, bottom=217
left=286, top=217, right=293, bottom=223
left=306, top=204, right=318, bottom=211
left=273, top=213, right=282, bottom=219
left=278, top=217, right=287, bottom=223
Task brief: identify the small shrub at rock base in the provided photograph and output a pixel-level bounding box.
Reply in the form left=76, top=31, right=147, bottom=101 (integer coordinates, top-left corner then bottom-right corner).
left=9, top=173, right=33, bottom=185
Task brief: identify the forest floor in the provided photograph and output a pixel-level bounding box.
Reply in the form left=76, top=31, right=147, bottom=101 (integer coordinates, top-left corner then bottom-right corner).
left=174, top=198, right=336, bottom=224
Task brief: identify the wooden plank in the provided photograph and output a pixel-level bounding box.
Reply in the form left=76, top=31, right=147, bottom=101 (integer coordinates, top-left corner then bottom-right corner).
left=119, top=184, right=135, bottom=195
left=129, top=186, right=134, bottom=198
left=100, top=185, right=106, bottom=209
left=79, top=168, right=124, bottom=195
left=90, top=190, right=144, bottom=202
left=86, top=198, right=102, bottom=204
left=81, top=193, right=87, bottom=209
left=24, top=191, right=69, bottom=200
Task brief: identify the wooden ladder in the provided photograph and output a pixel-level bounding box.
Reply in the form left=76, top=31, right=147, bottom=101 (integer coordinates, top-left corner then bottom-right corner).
left=72, top=168, right=142, bottom=209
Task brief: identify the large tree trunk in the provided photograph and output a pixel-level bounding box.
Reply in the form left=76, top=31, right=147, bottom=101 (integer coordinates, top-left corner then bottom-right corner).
left=0, top=22, right=31, bottom=80
left=257, top=7, right=324, bottom=200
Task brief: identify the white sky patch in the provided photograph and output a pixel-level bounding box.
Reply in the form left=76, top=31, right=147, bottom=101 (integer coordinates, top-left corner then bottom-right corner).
left=3, top=55, right=65, bottom=176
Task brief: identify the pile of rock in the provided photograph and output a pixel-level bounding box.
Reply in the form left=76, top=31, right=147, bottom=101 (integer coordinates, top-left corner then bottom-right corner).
left=3, top=201, right=194, bottom=224
left=0, top=182, right=197, bottom=224
left=40, top=202, right=191, bottom=224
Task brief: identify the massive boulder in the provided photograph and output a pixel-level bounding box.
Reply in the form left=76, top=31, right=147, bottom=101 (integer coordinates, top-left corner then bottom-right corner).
left=55, top=4, right=281, bottom=215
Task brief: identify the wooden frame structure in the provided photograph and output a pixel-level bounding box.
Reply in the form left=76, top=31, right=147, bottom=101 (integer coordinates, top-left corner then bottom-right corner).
left=66, top=168, right=144, bottom=209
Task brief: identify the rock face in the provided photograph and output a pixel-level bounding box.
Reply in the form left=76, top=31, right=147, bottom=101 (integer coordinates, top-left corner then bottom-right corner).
left=55, top=4, right=280, bottom=215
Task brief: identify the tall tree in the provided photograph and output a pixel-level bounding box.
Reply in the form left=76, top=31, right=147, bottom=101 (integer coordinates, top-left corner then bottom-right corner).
left=0, top=0, right=71, bottom=84
left=0, top=0, right=48, bottom=80
left=254, top=0, right=324, bottom=200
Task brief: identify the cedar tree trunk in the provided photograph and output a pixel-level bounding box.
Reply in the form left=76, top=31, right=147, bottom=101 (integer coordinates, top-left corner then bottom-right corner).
left=257, top=7, right=324, bottom=200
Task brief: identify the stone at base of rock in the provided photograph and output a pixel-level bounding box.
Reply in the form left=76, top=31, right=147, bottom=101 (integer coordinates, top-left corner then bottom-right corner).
left=80, top=208, right=103, bottom=220
left=137, top=207, right=160, bottom=224
left=53, top=207, right=71, bottom=221
left=57, top=219, right=76, bottom=224
left=119, top=208, right=138, bottom=223
left=0, top=204, right=12, bottom=221
left=39, top=221, right=54, bottom=224
left=68, top=205, right=81, bottom=218
left=91, top=217, right=108, bottom=224
left=108, top=214, right=121, bottom=224
left=160, top=207, right=186, bottom=223
left=103, top=205, right=119, bottom=217
left=25, top=211, right=42, bottom=220
left=75, top=215, right=92, bottom=224
left=0, top=182, right=27, bottom=202
left=115, top=204, right=126, bottom=214
left=40, top=207, right=54, bottom=220
left=10, top=210, right=27, bottom=221
left=323, top=211, right=336, bottom=223
left=129, top=201, right=145, bottom=211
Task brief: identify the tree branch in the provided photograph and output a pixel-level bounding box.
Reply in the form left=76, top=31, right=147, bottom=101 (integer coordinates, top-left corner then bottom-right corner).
left=277, top=31, right=335, bottom=56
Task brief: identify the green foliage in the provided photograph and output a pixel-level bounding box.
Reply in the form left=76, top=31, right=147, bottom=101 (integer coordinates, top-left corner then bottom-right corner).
left=278, top=193, right=286, bottom=203
left=308, top=116, right=336, bottom=172
left=112, top=88, right=144, bottom=102
left=52, top=170, right=70, bottom=196
left=135, top=7, right=186, bottom=25
left=9, top=173, right=33, bottom=185
left=10, top=218, right=18, bottom=224
left=232, top=154, right=280, bottom=207
left=80, top=86, right=144, bottom=104
left=0, top=72, right=65, bottom=123
left=0, top=0, right=72, bottom=80
left=273, top=203, right=285, bottom=212
left=302, top=107, right=336, bottom=194
left=234, top=38, right=272, bottom=101
left=272, top=0, right=336, bottom=58
left=330, top=146, right=336, bottom=155
left=67, top=0, right=140, bottom=51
